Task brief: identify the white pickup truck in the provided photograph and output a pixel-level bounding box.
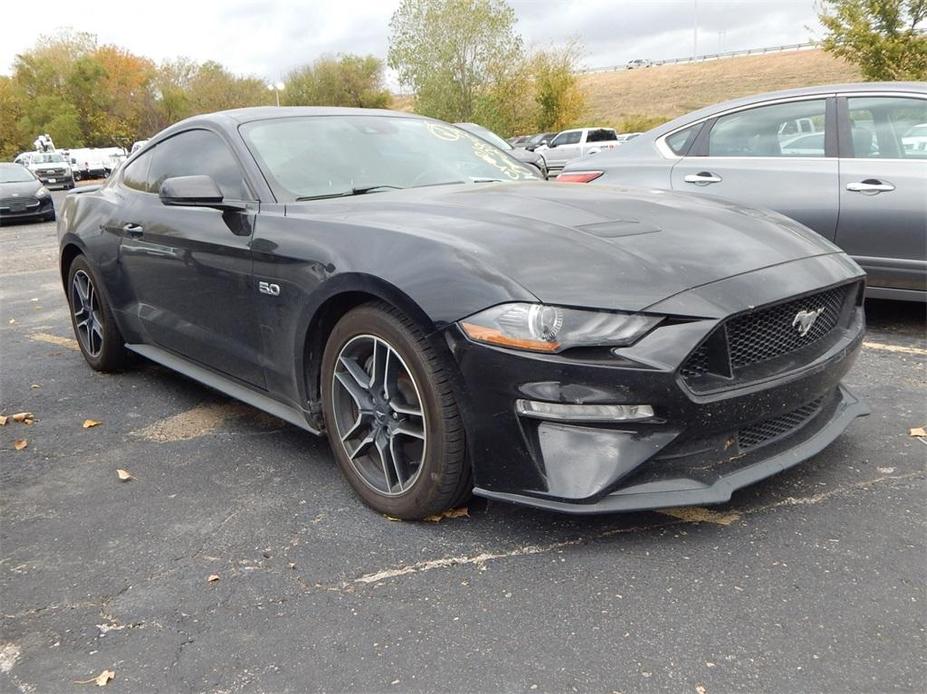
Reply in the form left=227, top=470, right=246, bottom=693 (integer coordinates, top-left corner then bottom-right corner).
left=535, top=127, right=620, bottom=175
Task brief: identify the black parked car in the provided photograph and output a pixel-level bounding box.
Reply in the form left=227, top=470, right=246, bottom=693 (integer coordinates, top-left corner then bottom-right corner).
left=0, top=163, right=55, bottom=224
left=454, top=122, right=548, bottom=178
left=58, top=107, right=868, bottom=519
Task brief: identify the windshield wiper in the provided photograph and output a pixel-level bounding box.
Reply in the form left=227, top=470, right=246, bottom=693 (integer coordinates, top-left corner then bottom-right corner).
left=295, top=185, right=404, bottom=201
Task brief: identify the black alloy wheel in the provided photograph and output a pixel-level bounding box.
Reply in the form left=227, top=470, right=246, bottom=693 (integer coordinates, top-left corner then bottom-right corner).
left=321, top=303, right=470, bottom=518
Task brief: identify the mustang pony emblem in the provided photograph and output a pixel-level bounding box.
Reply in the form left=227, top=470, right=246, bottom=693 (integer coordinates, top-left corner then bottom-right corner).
left=792, top=307, right=824, bottom=336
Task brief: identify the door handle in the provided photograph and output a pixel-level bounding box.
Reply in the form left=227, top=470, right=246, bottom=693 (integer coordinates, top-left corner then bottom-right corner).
left=684, top=171, right=723, bottom=185
left=122, top=223, right=144, bottom=237
left=846, top=179, right=895, bottom=194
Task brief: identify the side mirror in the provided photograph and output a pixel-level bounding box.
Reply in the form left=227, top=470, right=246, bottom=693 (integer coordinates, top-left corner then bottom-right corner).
left=544, top=140, right=554, bottom=148
left=159, top=175, right=226, bottom=208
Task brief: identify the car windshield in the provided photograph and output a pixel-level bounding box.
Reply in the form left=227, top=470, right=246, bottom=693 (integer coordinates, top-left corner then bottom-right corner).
left=240, top=115, right=538, bottom=201
left=458, top=124, right=513, bottom=151
left=31, top=153, right=66, bottom=164
left=0, top=164, right=35, bottom=183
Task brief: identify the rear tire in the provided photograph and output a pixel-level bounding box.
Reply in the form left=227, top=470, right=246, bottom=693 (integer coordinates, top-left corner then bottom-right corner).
left=66, top=255, right=127, bottom=372
left=320, top=302, right=469, bottom=519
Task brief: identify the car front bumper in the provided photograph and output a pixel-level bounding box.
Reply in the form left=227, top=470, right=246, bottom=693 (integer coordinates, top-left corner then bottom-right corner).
left=445, top=257, right=868, bottom=514
left=35, top=172, right=72, bottom=188
left=0, top=196, right=54, bottom=222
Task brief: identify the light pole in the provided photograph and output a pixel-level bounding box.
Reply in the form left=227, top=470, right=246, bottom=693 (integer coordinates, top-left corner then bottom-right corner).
left=269, top=82, right=284, bottom=107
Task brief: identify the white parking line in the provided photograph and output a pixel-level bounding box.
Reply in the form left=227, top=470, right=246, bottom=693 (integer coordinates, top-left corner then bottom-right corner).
left=863, top=341, right=927, bottom=357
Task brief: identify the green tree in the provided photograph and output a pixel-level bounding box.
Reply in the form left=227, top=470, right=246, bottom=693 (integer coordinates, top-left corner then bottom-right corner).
left=388, top=0, right=524, bottom=123
left=186, top=61, right=273, bottom=114
left=819, top=0, right=927, bottom=80
left=532, top=42, right=585, bottom=132
left=283, top=54, right=390, bottom=108
left=0, top=77, right=28, bottom=159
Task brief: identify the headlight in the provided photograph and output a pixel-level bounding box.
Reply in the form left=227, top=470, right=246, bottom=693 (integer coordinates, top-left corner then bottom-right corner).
left=35, top=187, right=49, bottom=198
left=459, top=303, right=661, bottom=353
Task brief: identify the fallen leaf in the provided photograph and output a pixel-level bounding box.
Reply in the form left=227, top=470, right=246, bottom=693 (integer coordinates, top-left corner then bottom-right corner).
left=74, top=669, right=114, bottom=686
left=207, top=574, right=220, bottom=582
left=13, top=439, right=28, bottom=451
left=31, top=384, right=40, bottom=389
left=0, top=415, right=7, bottom=426
left=8, top=318, right=14, bottom=324
left=11, top=412, right=35, bottom=424
left=383, top=514, right=402, bottom=522
left=696, top=686, right=707, bottom=694
left=83, top=419, right=103, bottom=429
left=116, top=469, right=133, bottom=481
left=909, top=426, right=926, bottom=438
left=423, top=507, right=469, bottom=523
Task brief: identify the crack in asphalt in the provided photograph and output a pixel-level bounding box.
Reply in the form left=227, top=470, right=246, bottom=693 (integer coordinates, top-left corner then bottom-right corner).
left=336, top=471, right=925, bottom=589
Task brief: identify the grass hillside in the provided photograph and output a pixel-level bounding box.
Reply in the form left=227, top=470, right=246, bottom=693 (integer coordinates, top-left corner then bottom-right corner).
left=580, top=49, right=861, bottom=127
left=392, top=49, right=862, bottom=130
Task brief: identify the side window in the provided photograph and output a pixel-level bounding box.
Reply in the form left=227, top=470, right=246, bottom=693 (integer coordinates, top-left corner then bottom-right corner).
left=147, top=130, right=249, bottom=199
left=121, top=151, right=152, bottom=192
left=552, top=131, right=581, bottom=147
left=847, top=97, right=927, bottom=159
left=665, top=124, right=699, bottom=155
left=587, top=129, right=617, bottom=143
left=708, top=99, right=827, bottom=157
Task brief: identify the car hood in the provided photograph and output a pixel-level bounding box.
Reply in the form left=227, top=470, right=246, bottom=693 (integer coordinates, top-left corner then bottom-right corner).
left=286, top=181, right=844, bottom=313
left=32, top=163, right=66, bottom=170
left=0, top=180, right=42, bottom=197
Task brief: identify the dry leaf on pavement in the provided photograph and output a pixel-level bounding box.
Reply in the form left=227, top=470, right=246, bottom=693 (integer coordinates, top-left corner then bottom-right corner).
left=423, top=507, right=469, bottom=523
left=74, top=669, right=114, bottom=686
left=11, top=412, right=35, bottom=424
left=0, top=415, right=7, bottom=426
left=83, top=419, right=103, bottom=429
left=909, top=426, right=926, bottom=437
left=13, top=439, right=28, bottom=451
left=116, top=469, right=133, bottom=481
left=207, top=574, right=220, bottom=582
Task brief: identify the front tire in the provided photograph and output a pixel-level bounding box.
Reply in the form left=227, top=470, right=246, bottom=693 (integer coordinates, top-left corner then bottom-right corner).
left=321, top=303, right=469, bottom=519
left=66, top=255, right=127, bottom=371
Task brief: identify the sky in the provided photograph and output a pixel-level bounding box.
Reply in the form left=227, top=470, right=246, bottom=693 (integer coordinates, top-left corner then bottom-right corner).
left=0, top=0, right=823, bottom=86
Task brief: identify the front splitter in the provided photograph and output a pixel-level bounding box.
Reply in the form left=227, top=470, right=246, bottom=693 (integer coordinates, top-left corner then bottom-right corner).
left=473, top=384, right=869, bottom=515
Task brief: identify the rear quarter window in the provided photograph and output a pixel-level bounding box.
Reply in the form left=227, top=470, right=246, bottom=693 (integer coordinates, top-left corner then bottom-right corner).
left=664, top=125, right=699, bottom=155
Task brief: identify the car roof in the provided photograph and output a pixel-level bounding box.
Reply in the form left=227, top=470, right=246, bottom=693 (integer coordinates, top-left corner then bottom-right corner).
left=145, top=106, right=434, bottom=148
left=209, top=106, right=422, bottom=125
left=650, top=82, right=927, bottom=137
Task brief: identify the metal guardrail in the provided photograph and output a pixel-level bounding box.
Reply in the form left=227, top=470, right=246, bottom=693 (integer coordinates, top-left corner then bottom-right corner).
left=578, top=41, right=817, bottom=74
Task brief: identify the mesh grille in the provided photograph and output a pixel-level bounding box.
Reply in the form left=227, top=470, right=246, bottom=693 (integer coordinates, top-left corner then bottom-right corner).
left=680, top=284, right=854, bottom=383
left=727, top=286, right=850, bottom=369
left=680, top=344, right=710, bottom=379
left=0, top=196, right=39, bottom=209
left=737, top=397, right=824, bottom=451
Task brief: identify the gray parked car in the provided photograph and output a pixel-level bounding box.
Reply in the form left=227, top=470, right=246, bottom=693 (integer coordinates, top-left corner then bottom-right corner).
left=559, top=83, right=927, bottom=301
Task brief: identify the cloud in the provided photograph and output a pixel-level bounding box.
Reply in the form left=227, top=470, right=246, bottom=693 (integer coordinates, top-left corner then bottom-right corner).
left=0, top=0, right=820, bottom=80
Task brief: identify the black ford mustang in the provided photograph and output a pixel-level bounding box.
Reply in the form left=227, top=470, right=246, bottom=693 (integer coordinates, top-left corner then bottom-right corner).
left=58, top=107, right=869, bottom=519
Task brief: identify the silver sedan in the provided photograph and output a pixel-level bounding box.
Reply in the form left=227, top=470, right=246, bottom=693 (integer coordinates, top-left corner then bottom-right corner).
left=559, top=82, right=927, bottom=302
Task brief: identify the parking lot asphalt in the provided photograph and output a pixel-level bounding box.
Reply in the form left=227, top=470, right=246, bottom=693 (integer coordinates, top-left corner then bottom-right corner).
left=1, top=189, right=925, bottom=693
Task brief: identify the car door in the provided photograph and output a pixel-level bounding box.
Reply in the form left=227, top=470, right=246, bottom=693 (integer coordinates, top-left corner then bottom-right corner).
left=545, top=130, right=583, bottom=171
left=835, top=94, right=927, bottom=295
left=115, top=129, right=266, bottom=387
left=670, top=96, right=840, bottom=240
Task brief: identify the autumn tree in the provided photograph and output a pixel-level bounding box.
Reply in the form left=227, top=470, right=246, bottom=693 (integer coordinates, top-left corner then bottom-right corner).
left=388, top=0, right=525, bottom=124
left=283, top=54, right=390, bottom=108
left=819, top=0, right=927, bottom=80
left=532, top=42, right=585, bottom=132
